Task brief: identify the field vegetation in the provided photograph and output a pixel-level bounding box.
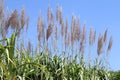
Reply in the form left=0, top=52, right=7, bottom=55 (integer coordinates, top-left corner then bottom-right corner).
left=0, top=0, right=117, bottom=80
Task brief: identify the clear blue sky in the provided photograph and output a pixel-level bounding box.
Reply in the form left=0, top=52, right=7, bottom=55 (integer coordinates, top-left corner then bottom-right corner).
left=4, top=0, right=120, bottom=71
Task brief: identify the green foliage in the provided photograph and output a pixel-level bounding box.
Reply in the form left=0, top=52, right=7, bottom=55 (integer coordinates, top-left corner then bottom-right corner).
left=0, top=33, right=111, bottom=80
left=0, top=33, right=51, bottom=80
left=110, top=70, right=120, bottom=80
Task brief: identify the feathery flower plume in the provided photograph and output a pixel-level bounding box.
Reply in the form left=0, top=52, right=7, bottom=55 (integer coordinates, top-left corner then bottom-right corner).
left=0, top=0, right=4, bottom=19
left=97, top=34, right=104, bottom=55
left=37, top=14, right=45, bottom=42
left=55, top=24, right=58, bottom=40
left=93, top=30, right=96, bottom=43
left=82, top=23, right=86, bottom=43
left=50, top=11, right=54, bottom=26
left=47, top=5, right=54, bottom=25
left=27, top=40, right=31, bottom=54
left=47, top=5, right=51, bottom=22
left=76, top=18, right=81, bottom=41
left=61, top=21, right=64, bottom=37
left=26, top=16, right=29, bottom=32
left=73, top=16, right=78, bottom=41
left=103, top=29, right=108, bottom=44
left=9, top=9, right=19, bottom=29
left=5, top=9, right=10, bottom=36
left=67, top=32, right=70, bottom=47
left=107, top=36, right=113, bottom=52
left=65, top=18, right=68, bottom=49
left=21, top=8, right=25, bottom=29
left=37, top=14, right=41, bottom=33
left=71, top=15, right=75, bottom=49
left=72, top=15, right=76, bottom=42
left=89, top=27, right=93, bottom=45
left=5, top=19, right=9, bottom=34
left=65, top=17, right=68, bottom=37
left=56, top=5, right=59, bottom=21
left=41, top=18, right=45, bottom=36
left=46, top=23, right=53, bottom=40
left=59, top=7, right=63, bottom=25
left=74, top=19, right=81, bottom=41
left=0, top=0, right=5, bottom=38
left=46, top=5, right=54, bottom=41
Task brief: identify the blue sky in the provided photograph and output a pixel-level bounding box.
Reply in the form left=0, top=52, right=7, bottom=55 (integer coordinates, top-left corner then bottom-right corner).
left=4, top=0, right=120, bottom=71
